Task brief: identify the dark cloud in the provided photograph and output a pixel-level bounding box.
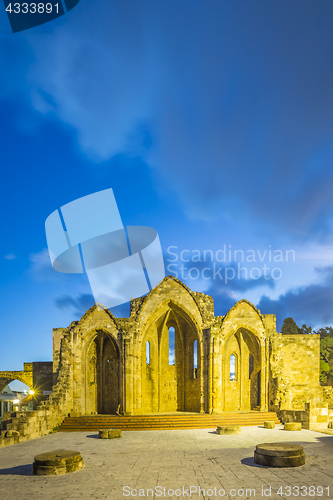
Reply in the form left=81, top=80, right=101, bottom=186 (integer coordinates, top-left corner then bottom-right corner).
left=165, top=255, right=276, bottom=289
left=54, top=293, right=131, bottom=318
left=54, top=293, right=95, bottom=315
left=2, top=2, right=333, bottom=241
left=164, top=255, right=276, bottom=316
left=257, top=266, right=333, bottom=331
left=16, top=0, right=333, bottom=238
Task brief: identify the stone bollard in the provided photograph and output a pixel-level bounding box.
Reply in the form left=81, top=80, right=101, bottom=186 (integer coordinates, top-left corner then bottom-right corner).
left=264, top=421, right=275, bottom=429
left=254, top=443, right=305, bottom=467
left=328, top=421, right=333, bottom=429
left=33, top=450, right=83, bottom=475
left=284, top=422, right=302, bottom=431
left=99, top=428, right=122, bottom=439
left=216, top=426, right=240, bottom=435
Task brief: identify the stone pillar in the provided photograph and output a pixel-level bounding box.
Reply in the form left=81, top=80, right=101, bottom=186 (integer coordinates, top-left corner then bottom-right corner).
left=123, top=338, right=133, bottom=416
left=260, top=339, right=268, bottom=411
left=211, top=337, right=219, bottom=414
left=199, top=335, right=205, bottom=413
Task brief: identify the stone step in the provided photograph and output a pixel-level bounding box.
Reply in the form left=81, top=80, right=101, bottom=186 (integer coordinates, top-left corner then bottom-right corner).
left=59, top=412, right=281, bottom=432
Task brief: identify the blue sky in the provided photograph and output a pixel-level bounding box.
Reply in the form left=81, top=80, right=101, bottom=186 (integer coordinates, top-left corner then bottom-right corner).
left=1, top=0, right=333, bottom=376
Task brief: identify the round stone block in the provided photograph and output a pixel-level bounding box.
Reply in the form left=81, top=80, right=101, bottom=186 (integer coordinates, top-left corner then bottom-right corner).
left=216, top=426, right=241, bottom=435
left=33, top=450, right=83, bottom=475
left=264, top=421, right=275, bottom=429
left=98, top=428, right=122, bottom=439
left=254, top=443, right=305, bottom=468
left=284, top=422, right=302, bottom=431
left=5, top=430, right=20, bottom=437
left=108, top=429, right=122, bottom=439
left=99, top=429, right=110, bottom=439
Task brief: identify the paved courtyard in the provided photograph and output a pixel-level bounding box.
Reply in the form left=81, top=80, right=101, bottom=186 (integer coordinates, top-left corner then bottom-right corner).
left=0, top=425, right=333, bottom=499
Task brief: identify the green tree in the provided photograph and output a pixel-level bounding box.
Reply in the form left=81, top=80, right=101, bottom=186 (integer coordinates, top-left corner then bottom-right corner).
left=320, top=336, right=333, bottom=384
left=281, top=317, right=299, bottom=335
left=315, top=327, right=333, bottom=339
left=297, top=324, right=313, bottom=334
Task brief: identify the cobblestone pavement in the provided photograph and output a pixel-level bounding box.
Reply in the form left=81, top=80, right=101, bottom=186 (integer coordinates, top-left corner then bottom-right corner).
left=0, top=425, right=333, bottom=499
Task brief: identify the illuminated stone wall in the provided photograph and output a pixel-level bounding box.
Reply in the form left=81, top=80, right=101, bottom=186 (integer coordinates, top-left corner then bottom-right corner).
left=1, top=275, right=329, bottom=449
left=48, top=276, right=324, bottom=417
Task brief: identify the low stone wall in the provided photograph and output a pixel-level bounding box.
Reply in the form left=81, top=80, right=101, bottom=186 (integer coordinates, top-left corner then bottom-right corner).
left=0, top=363, right=72, bottom=449
left=279, top=402, right=329, bottom=431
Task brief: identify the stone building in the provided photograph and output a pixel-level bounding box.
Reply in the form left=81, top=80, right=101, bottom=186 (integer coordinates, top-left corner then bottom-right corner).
left=2, top=276, right=333, bottom=448
left=52, top=276, right=324, bottom=416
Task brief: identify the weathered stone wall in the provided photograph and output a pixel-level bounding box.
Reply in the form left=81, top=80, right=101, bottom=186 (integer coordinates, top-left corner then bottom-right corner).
left=0, top=350, right=73, bottom=448
left=1, top=276, right=329, bottom=448
left=32, top=362, right=53, bottom=408
left=280, top=403, right=329, bottom=431
left=270, top=334, right=321, bottom=410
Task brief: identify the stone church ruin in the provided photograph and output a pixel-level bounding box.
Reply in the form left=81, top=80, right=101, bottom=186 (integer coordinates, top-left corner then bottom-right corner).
left=1, top=276, right=332, bottom=447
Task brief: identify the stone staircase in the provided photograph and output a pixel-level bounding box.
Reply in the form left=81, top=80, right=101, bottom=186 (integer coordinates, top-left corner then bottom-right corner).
left=59, top=411, right=281, bottom=432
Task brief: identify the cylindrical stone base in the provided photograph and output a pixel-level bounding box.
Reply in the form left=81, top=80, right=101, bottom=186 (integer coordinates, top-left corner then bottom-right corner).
left=254, top=443, right=305, bottom=468
left=99, top=428, right=122, bottom=439
left=99, top=429, right=109, bottom=439
left=216, top=426, right=241, bottom=435
left=108, top=429, right=122, bottom=439
left=284, top=422, right=302, bottom=431
left=33, top=450, right=83, bottom=475
left=264, top=421, right=275, bottom=429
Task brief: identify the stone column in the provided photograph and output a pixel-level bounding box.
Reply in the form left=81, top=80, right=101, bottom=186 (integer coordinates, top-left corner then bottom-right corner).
left=123, top=338, right=133, bottom=416
left=211, top=337, right=219, bottom=414
left=199, top=335, right=205, bottom=413
left=260, top=338, right=268, bottom=411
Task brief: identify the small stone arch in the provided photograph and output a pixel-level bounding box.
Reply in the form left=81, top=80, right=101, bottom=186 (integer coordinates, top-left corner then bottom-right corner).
left=0, top=368, right=33, bottom=395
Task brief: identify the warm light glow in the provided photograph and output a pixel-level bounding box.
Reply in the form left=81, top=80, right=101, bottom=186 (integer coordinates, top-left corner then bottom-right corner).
left=29, top=390, right=34, bottom=395
left=13, top=399, right=19, bottom=404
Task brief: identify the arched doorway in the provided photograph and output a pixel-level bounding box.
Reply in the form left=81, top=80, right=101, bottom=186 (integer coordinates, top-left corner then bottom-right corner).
left=140, top=304, right=201, bottom=413
left=85, top=331, right=120, bottom=415
left=223, top=328, right=262, bottom=411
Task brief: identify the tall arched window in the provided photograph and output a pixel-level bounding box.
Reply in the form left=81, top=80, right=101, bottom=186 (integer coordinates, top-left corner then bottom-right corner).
left=169, top=327, right=175, bottom=365
left=193, top=340, right=198, bottom=378
left=230, top=354, right=236, bottom=381
left=146, top=341, right=150, bottom=365
left=249, top=354, right=254, bottom=379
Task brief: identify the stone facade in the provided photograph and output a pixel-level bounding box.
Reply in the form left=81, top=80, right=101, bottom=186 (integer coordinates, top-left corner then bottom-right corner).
left=51, top=276, right=328, bottom=416
left=1, top=276, right=332, bottom=447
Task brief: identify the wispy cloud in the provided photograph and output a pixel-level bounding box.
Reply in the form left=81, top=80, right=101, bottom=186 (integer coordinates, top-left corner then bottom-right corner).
left=28, top=248, right=58, bottom=281
left=54, top=293, right=95, bottom=315
left=4, top=253, right=16, bottom=260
